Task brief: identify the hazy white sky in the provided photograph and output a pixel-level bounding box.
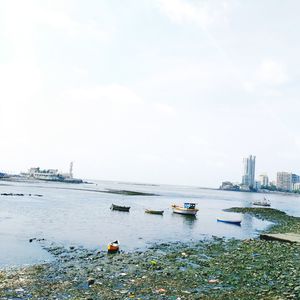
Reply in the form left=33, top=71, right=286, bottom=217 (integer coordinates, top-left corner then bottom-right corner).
left=1, top=0, right=300, bottom=187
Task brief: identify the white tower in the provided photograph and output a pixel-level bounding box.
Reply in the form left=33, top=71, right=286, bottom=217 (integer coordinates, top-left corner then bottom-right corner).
left=69, top=162, right=73, bottom=178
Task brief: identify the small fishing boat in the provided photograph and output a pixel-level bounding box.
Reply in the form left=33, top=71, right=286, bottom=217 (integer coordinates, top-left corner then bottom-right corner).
left=145, top=209, right=164, bottom=215
left=107, top=240, right=119, bottom=253
left=110, top=204, right=130, bottom=212
left=172, top=203, right=198, bottom=216
left=217, top=219, right=242, bottom=226
left=253, top=197, right=271, bottom=207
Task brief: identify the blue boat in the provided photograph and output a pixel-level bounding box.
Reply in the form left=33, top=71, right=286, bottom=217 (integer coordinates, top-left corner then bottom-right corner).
left=217, top=219, right=242, bottom=226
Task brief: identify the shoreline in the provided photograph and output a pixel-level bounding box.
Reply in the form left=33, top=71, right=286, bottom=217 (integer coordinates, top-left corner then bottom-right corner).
left=217, top=187, right=300, bottom=197
left=3, top=177, right=300, bottom=198
left=1, top=207, right=300, bottom=299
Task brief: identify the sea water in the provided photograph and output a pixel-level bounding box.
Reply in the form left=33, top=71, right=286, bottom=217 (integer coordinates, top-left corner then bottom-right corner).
left=1, top=180, right=299, bottom=267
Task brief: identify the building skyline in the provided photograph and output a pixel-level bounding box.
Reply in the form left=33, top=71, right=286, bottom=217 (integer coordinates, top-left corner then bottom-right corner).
left=277, top=172, right=293, bottom=192
left=259, top=174, right=269, bottom=187
left=242, top=155, right=256, bottom=188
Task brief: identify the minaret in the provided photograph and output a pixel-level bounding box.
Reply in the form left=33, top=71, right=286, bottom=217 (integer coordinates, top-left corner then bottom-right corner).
left=69, top=162, right=73, bottom=178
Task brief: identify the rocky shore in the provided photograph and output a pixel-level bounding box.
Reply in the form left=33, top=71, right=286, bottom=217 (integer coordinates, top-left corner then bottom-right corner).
left=1, top=208, right=300, bottom=299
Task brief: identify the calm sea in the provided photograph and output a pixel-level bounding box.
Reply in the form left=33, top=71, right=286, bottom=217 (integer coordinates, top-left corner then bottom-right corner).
left=1, top=180, right=300, bottom=267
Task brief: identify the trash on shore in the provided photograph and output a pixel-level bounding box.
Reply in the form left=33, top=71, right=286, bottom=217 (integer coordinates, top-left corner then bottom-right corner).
left=107, top=240, right=120, bottom=253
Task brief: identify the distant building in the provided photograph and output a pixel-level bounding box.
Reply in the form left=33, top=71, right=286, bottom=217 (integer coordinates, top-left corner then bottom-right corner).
left=21, top=163, right=83, bottom=183
left=259, top=174, right=269, bottom=187
left=270, top=180, right=277, bottom=186
left=254, top=181, right=261, bottom=190
left=240, top=185, right=251, bottom=191
left=27, top=167, right=63, bottom=181
left=293, top=182, right=300, bottom=191
left=276, top=172, right=292, bottom=191
left=220, top=181, right=240, bottom=191
left=292, top=173, right=300, bottom=184
left=242, top=155, right=256, bottom=188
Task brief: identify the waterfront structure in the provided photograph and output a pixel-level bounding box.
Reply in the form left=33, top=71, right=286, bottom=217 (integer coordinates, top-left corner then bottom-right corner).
left=259, top=174, right=269, bottom=187
left=21, top=163, right=83, bottom=183
left=26, top=167, right=64, bottom=181
left=220, top=181, right=240, bottom=191
left=277, top=172, right=292, bottom=191
left=242, top=155, right=256, bottom=188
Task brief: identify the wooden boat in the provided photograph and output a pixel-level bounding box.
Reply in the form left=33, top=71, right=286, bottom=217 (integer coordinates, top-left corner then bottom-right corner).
left=110, top=204, right=130, bottom=212
left=217, top=219, right=242, bottom=226
left=145, top=209, right=164, bottom=215
left=107, top=240, right=119, bottom=253
left=172, top=203, right=198, bottom=216
left=253, top=197, right=271, bottom=207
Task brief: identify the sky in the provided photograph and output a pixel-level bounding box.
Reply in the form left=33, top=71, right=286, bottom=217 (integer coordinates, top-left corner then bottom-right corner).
left=1, top=0, right=300, bottom=187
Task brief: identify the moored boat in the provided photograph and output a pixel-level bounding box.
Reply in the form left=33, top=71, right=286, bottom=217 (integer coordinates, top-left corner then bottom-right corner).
left=253, top=197, right=271, bottom=207
left=110, top=204, right=130, bottom=212
left=172, top=203, right=198, bottom=216
left=107, top=240, right=119, bottom=253
left=217, top=219, right=242, bottom=226
left=145, top=209, right=164, bottom=215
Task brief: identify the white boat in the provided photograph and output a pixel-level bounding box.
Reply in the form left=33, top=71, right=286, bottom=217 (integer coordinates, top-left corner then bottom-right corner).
left=172, top=203, right=198, bottom=216
left=253, top=197, right=271, bottom=207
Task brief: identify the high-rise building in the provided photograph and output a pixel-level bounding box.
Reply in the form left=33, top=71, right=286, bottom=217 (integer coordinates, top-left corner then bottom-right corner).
left=259, top=174, right=269, bottom=187
left=242, top=155, right=256, bottom=188
left=277, top=172, right=292, bottom=191
left=292, top=173, right=300, bottom=184
left=293, top=182, right=300, bottom=191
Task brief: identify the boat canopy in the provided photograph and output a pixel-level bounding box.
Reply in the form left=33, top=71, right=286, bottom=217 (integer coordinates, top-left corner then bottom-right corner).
left=184, top=203, right=196, bottom=209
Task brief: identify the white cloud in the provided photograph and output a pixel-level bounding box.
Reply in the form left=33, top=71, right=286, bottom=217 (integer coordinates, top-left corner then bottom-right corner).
left=243, top=59, right=289, bottom=94
left=256, top=59, right=289, bottom=86
left=0, top=1, right=42, bottom=127
left=61, top=84, right=143, bottom=107
left=35, top=9, right=112, bottom=41
left=188, top=136, right=209, bottom=146
left=72, top=66, right=89, bottom=78
left=2, top=0, right=113, bottom=42
left=154, top=103, right=177, bottom=116
left=156, top=0, right=231, bottom=28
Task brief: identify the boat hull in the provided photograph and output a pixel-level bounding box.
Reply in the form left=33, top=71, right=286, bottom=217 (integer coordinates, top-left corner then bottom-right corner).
left=107, top=243, right=119, bottom=253
left=145, top=209, right=164, bottom=215
left=172, top=206, right=198, bottom=216
left=217, top=219, right=241, bottom=226
left=110, top=204, right=130, bottom=212
left=253, top=202, right=271, bottom=207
